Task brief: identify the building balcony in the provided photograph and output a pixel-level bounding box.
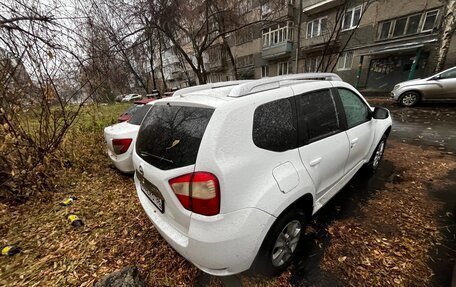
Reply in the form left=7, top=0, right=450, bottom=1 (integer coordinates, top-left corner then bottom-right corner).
left=302, top=0, right=344, bottom=14
left=262, top=41, right=293, bottom=60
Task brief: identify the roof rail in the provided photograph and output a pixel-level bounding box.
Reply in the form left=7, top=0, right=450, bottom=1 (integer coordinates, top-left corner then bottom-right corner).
left=228, top=73, right=342, bottom=98
left=172, top=80, right=253, bottom=97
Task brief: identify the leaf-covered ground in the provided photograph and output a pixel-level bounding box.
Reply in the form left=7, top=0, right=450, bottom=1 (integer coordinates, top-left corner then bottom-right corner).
left=321, top=140, right=456, bottom=286
left=1, top=101, right=455, bottom=286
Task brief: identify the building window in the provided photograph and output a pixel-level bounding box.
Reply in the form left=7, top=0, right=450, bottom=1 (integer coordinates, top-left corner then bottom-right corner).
left=304, top=56, right=322, bottom=72
left=422, top=10, right=439, bottom=32
left=237, top=54, right=254, bottom=67
left=307, top=17, right=327, bottom=38
left=262, top=22, right=294, bottom=48
left=342, top=5, right=362, bottom=31
left=379, top=21, right=392, bottom=40
left=378, top=9, right=439, bottom=40
left=261, top=65, right=269, bottom=77
left=337, top=52, right=353, bottom=71
left=261, top=3, right=271, bottom=18
left=278, top=62, right=290, bottom=75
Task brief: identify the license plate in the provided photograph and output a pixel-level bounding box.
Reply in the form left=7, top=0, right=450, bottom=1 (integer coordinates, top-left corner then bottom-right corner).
left=136, top=170, right=165, bottom=213
left=142, top=185, right=165, bottom=213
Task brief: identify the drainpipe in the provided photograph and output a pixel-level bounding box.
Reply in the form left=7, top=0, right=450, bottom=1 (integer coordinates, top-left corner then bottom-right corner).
left=355, top=55, right=364, bottom=89
left=408, top=47, right=422, bottom=80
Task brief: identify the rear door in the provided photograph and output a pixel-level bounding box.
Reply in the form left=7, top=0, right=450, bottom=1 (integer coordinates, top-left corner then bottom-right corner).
left=335, top=87, right=375, bottom=173
left=295, top=88, right=350, bottom=198
left=135, top=103, right=215, bottom=232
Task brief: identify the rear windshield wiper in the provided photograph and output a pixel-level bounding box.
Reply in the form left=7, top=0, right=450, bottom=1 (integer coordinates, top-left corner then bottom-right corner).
left=139, top=151, right=174, bottom=164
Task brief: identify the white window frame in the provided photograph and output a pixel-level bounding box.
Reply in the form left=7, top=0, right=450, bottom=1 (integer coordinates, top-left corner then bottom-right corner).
left=261, top=65, right=269, bottom=78
left=337, top=52, right=353, bottom=71
left=278, top=62, right=290, bottom=75
left=421, top=9, right=439, bottom=32
left=307, top=17, right=327, bottom=39
left=262, top=22, right=294, bottom=48
left=378, top=9, right=439, bottom=40
left=342, top=5, right=362, bottom=31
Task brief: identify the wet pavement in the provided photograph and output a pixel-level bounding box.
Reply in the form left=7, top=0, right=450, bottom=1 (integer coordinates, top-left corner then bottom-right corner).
left=386, top=102, right=456, bottom=153
left=203, top=100, right=456, bottom=287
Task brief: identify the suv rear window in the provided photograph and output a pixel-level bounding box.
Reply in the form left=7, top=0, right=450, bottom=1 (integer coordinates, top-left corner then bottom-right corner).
left=128, top=105, right=152, bottom=125
left=136, top=104, right=214, bottom=170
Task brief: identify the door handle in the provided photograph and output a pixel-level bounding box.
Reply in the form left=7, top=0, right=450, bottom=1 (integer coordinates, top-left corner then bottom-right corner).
left=350, top=138, right=359, bottom=148
left=309, top=157, right=322, bottom=167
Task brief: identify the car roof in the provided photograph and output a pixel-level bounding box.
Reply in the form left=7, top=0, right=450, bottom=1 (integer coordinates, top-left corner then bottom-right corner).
left=152, top=73, right=350, bottom=109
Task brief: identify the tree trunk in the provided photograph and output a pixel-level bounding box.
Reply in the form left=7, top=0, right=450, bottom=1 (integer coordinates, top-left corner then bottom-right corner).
left=158, top=32, right=167, bottom=92
left=222, top=36, right=238, bottom=80
left=435, top=0, right=456, bottom=73
left=148, top=37, right=157, bottom=91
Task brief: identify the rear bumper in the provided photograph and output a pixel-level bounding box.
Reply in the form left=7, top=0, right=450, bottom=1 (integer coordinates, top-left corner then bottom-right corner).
left=107, top=149, right=134, bottom=173
left=136, top=178, right=275, bottom=275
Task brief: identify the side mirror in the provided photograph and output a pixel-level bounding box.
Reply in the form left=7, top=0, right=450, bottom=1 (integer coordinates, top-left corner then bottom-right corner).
left=372, top=107, right=389, bottom=119
left=431, top=74, right=441, bottom=80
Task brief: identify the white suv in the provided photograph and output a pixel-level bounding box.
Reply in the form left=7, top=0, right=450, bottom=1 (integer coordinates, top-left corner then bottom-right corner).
left=132, top=74, right=392, bottom=276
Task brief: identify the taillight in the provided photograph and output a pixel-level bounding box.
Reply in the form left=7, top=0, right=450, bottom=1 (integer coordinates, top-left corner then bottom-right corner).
left=169, top=172, right=220, bottom=216
left=112, top=138, right=132, bottom=154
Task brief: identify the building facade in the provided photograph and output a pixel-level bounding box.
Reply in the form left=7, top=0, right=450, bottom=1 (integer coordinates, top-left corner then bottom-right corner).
left=157, top=0, right=456, bottom=93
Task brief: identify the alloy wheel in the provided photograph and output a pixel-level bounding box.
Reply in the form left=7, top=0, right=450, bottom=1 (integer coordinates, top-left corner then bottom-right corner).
left=271, top=220, right=301, bottom=267
left=401, top=93, right=418, bottom=106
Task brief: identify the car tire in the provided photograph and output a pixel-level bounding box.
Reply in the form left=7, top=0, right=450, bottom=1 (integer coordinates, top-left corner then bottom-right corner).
left=399, top=91, right=420, bottom=107
left=251, top=208, right=306, bottom=277
left=365, top=135, right=387, bottom=174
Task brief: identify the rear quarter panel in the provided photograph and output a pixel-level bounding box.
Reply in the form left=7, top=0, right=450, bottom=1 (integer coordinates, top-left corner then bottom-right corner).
left=195, top=87, right=316, bottom=218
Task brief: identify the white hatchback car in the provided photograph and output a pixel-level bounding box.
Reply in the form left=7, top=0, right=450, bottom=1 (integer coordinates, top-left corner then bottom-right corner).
left=133, top=74, right=392, bottom=276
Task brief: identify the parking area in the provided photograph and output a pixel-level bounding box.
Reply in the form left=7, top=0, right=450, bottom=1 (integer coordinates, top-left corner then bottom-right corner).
left=1, top=100, right=455, bottom=287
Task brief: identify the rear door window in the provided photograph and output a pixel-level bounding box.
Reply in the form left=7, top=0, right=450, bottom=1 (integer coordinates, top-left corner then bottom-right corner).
left=136, top=104, right=214, bottom=170
left=128, top=105, right=152, bottom=125
left=297, top=89, right=342, bottom=143
left=253, top=98, right=297, bottom=152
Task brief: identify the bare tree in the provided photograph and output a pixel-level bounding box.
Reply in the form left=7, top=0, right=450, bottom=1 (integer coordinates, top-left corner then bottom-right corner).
left=145, top=0, right=266, bottom=84
left=0, top=0, right=100, bottom=200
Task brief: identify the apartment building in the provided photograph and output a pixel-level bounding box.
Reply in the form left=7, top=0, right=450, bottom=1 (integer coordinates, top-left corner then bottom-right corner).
left=300, top=0, right=456, bottom=91
left=157, top=0, right=456, bottom=93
